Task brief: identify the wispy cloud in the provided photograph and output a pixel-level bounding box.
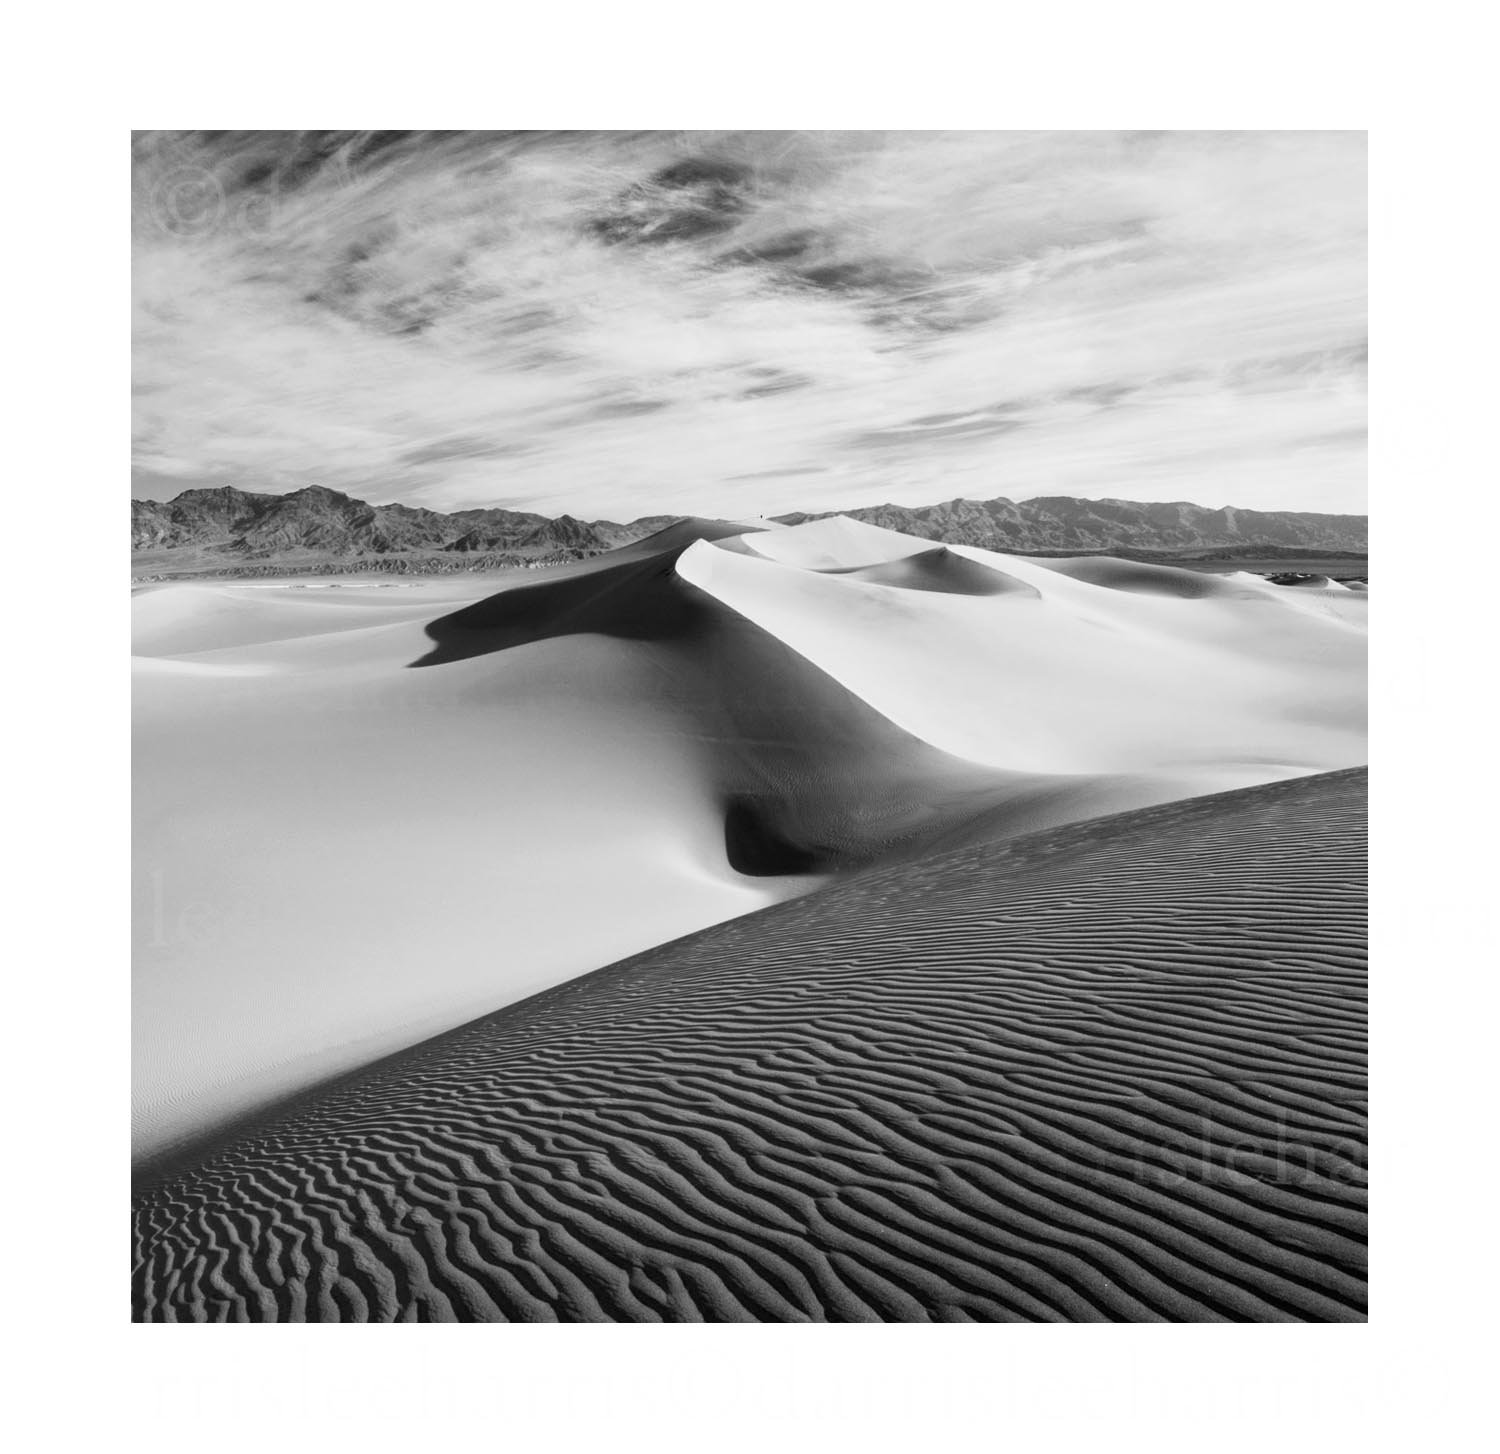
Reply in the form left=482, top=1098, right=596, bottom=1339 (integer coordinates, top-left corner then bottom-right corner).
left=132, top=130, right=1366, bottom=517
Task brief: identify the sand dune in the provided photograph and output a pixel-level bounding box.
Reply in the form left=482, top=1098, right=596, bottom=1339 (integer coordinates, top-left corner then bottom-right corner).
left=133, top=768, right=1366, bottom=1323
left=741, top=515, right=934, bottom=570
left=835, top=545, right=1037, bottom=597
left=680, top=523, right=1366, bottom=778
left=133, top=516, right=1367, bottom=1164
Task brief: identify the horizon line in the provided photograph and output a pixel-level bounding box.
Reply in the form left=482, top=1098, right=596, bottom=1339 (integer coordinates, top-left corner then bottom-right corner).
left=130, top=481, right=1370, bottom=522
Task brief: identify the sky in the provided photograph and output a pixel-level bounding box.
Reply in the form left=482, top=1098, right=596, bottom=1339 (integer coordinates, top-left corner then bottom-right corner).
left=132, top=130, right=1367, bottom=520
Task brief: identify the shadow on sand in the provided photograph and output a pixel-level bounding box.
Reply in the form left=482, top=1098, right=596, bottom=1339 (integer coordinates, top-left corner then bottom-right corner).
left=407, top=524, right=1040, bottom=880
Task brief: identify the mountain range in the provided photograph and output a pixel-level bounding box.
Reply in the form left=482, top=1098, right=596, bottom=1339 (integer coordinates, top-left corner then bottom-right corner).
left=132, top=485, right=1367, bottom=574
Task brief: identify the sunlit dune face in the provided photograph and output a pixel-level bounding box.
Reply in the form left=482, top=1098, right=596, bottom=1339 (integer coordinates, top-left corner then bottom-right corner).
left=131, top=514, right=1367, bottom=1155
left=132, top=130, right=1366, bottom=517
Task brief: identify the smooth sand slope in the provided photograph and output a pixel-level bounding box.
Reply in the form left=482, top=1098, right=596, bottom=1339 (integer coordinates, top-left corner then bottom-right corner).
left=133, top=768, right=1366, bottom=1323
left=683, top=519, right=1366, bottom=780
left=133, top=517, right=1366, bottom=1163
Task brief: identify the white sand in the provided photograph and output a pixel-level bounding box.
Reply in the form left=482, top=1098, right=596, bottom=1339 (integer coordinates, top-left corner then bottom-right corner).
left=679, top=520, right=1366, bottom=785
left=134, top=522, right=1366, bottom=1161
left=133, top=579, right=801, bottom=1160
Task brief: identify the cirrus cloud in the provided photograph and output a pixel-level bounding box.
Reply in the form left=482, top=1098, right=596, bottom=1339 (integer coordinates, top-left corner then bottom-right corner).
left=132, top=130, right=1366, bottom=518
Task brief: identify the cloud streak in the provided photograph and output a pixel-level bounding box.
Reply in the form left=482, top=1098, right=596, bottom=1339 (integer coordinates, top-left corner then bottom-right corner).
left=132, top=130, right=1366, bottom=517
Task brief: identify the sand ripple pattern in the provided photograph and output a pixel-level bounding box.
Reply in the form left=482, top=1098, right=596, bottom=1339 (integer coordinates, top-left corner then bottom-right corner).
left=133, top=769, right=1366, bottom=1322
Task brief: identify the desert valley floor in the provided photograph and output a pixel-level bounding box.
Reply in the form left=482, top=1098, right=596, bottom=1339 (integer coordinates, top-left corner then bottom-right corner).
left=132, top=517, right=1367, bottom=1321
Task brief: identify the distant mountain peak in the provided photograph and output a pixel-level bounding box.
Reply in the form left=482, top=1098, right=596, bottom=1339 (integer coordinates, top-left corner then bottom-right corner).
left=132, top=484, right=1367, bottom=569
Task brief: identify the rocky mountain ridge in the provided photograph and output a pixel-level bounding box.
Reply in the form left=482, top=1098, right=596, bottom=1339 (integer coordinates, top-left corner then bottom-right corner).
left=132, top=485, right=1367, bottom=567
left=777, top=496, right=1366, bottom=553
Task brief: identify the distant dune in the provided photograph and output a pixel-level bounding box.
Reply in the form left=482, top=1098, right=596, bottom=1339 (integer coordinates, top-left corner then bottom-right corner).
left=133, top=768, right=1366, bottom=1322
left=133, top=516, right=1367, bottom=1175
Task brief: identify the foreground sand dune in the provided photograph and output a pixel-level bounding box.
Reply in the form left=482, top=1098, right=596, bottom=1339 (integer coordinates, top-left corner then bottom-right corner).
left=133, top=517, right=1366, bottom=1163
left=133, top=768, right=1366, bottom=1322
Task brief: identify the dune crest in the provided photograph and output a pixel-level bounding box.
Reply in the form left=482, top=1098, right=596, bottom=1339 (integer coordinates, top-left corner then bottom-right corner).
left=134, top=518, right=1367, bottom=1164
left=134, top=769, right=1367, bottom=1323
left=678, top=522, right=1366, bottom=779
left=740, top=515, right=935, bottom=570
